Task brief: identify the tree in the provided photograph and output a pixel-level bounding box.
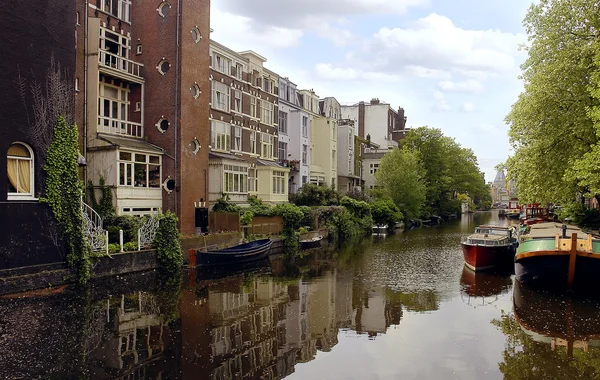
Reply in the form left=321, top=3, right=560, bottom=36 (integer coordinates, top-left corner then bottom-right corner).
left=370, top=198, right=403, bottom=228
left=506, top=0, right=600, bottom=204
left=400, top=126, right=489, bottom=217
left=375, top=148, right=426, bottom=219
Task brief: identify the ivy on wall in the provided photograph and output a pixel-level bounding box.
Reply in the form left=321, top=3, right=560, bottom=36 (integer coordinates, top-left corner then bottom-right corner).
left=153, top=211, right=183, bottom=272
left=87, top=176, right=114, bottom=220
left=43, top=116, right=91, bottom=283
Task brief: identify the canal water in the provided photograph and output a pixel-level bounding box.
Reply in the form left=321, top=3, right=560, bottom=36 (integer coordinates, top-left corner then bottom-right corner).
left=3, top=211, right=600, bottom=379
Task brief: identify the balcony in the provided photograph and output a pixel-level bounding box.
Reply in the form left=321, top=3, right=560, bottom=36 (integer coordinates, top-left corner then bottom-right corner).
left=99, top=50, right=144, bottom=83
left=98, top=116, right=143, bottom=138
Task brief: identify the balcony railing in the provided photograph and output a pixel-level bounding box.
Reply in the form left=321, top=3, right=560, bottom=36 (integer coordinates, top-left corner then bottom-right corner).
left=98, top=116, right=143, bottom=138
left=99, top=50, right=144, bottom=79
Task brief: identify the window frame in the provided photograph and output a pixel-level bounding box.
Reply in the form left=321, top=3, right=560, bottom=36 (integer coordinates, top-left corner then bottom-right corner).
left=212, top=81, right=230, bottom=112
left=223, top=164, right=248, bottom=194
left=272, top=171, right=286, bottom=195
left=302, top=116, right=308, bottom=137
left=260, top=100, right=274, bottom=125
left=117, top=150, right=162, bottom=189
left=6, top=142, right=35, bottom=200
left=211, top=120, right=231, bottom=152
left=278, top=111, right=287, bottom=134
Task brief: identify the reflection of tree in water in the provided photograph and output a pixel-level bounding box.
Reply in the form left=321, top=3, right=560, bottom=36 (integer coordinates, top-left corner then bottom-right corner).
left=492, top=313, right=600, bottom=379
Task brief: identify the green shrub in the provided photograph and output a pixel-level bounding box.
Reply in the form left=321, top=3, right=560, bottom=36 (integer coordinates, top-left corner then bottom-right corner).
left=240, top=210, right=254, bottom=226
left=299, top=206, right=314, bottom=228
left=153, top=211, right=182, bottom=272
left=370, top=199, right=403, bottom=229
left=123, top=241, right=138, bottom=252
left=289, top=183, right=340, bottom=206
left=272, top=203, right=304, bottom=233
left=108, top=243, right=120, bottom=254
left=247, top=195, right=272, bottom=216
left=212, top=195, right=242, bottom=213
left=105, top=215, right=141, bottom=243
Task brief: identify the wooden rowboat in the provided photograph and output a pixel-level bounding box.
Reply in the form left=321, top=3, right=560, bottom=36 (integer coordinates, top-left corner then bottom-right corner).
left=195, top=239, right=273, bottom=267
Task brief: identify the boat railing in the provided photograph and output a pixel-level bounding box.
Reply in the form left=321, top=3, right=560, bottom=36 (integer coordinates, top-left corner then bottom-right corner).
left=462, top=236, right=511, bottom=246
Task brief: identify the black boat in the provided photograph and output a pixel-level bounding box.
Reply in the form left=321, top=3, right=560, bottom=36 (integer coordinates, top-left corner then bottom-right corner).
left=195, top=238, right=273, bottom=267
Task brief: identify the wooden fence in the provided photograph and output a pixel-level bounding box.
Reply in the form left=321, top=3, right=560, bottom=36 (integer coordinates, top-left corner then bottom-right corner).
left=243, top=215, right=284, bottom=236
left=208, top=212, right=240, bottom=232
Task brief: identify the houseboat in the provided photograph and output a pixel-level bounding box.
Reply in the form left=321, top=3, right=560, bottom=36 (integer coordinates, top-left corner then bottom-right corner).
left=515, top=222, right=600, bottom=290
left=461, top=225, right=518, bottom=271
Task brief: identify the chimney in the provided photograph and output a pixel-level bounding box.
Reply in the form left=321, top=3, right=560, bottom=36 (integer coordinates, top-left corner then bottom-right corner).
left=370, top=98, right=380, bottom=105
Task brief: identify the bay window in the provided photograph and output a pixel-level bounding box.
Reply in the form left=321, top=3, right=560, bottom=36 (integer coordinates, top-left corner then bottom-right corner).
left=272, top=171, right=286, bottom=195
left=223, top=164, right=248, bottom=194
left=118, top=151, right=161, bottom=188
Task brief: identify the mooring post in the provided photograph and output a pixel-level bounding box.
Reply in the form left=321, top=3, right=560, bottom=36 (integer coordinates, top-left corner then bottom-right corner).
left=567, top=232, right=577, bottom=290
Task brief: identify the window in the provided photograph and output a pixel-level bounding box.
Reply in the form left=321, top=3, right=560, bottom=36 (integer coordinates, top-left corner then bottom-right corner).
left=248, top=168, right=257, bottom=193
left=118, top=151, right=161, bottom=188
left=278, top=141, right=287, bottom=162
left=233, top=126, right=242, bottom=151
left=7, top=143, right=34, bottom=199
left=349, top=131, right=353, bottom=147
left=75, top=78, right=80, bottom=92
left=223, top=164, right=248, bottom=194
left=263, top=77, right=274, bottom=94
left=98, top=81, right=140, bottom=136
left=191, top=26, right=202, bottom=43
left=211, top=120, right=231, bottom=151
left=190, top=83, right=201, bottom=99
left=157, top=1, right=170, bottom=17
left=332, top=150, right=336, bottom=169
left=212, top=81, right=230, bottom=112
left=348, top=159, right=353, bottom=175
left=213, top=53, right=231, bottom=75
left=272, top=171, right=286, bottom=195
left=260, top=101, right=274, bottom=125
left=101, top=0, right=131, bottom=22
left=302, top=145, right=307, bottom=164
left=261, top=133, right=274, bottom=159
left=302, top=176, right=307, bottom=185
left=331, top=123, right=336, bottom=140
left=99, top=27, right=130, bottom=64
left=302, top=116, right=308, bottom=137
left=370, top=163, right=379, bottom=175
left=157, top=59, right=170, bottom=75
left=250, top=96, right=257, bottom=118
left=278, top=111, right=287, bottom=134
left=235, top=63, right=243, bottom=80
left=234, top=90, right=242, bottom=113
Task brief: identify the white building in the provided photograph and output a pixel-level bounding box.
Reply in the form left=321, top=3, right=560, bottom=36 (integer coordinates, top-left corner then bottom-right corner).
left=278, top=77, right=311, bottom=194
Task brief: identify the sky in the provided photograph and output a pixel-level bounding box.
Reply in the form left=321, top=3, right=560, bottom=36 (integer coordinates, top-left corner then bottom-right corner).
left=210, top=0, right=533, bottom=182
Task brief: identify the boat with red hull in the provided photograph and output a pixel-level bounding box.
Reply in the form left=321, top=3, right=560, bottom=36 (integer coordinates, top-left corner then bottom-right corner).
left=461, top=225, right=517, bottom=271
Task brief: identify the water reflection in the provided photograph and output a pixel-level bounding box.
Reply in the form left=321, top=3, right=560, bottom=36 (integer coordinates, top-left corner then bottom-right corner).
left=492, top=280, right=600, bottom=378
left=459, top=265, right=513, bottom=308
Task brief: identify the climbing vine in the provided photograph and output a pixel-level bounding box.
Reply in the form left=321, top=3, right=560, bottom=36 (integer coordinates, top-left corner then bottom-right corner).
left=87, top=176, right=114, bottom=220
left=153, top=211, right=183, bottom=272
left=43, top=116, right=91, bottom=283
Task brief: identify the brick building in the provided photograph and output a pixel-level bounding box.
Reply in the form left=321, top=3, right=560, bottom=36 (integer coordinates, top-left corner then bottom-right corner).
left=208, top=40, right=289, bottom=207
left=75, top=0, right=211, bottom=235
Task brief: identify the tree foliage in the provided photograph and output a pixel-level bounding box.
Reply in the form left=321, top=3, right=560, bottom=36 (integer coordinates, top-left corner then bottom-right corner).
left=154, top=211, right=182, bottom=272
left=375, top=147, right=426, bottom=219
left=370, top=199, right=403, bottom=228
left=506, top=0, right=600, bottom=204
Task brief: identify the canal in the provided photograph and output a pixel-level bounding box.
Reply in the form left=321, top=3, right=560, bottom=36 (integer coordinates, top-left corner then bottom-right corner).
left=3, top=211, right=600, bottom=379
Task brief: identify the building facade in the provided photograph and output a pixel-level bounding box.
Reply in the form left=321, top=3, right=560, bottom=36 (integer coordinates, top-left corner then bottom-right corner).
left=278, top=77, right=311, bottom=194
left=75, top=0, right=211, bottom=235
left=341, top=98, right=408, bottom=149
left=208, top=41, right=289, bottom=207
left=0, top=0, right=77, bottom=269
left=308, top=95, right=339, bottom=189
left=336, top=119, right=361, bottom=193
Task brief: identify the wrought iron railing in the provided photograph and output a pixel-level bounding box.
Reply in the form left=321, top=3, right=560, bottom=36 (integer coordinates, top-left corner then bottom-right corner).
left=138, top=213, right=160, bottom=250
left=98, top=116, right=143, bottom=138
left=81, top=200, right=108, bottom=252
left=98, top=50, right=143, bottom=79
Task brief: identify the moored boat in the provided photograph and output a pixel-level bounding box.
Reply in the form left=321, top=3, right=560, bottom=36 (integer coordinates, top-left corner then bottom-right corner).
left=193, top=239, right=273, bottom=267
left=299, top=235, right=323, bottom=250
left=461, top=225, right=517, bottom=271
left=515, top=222, right=600, bottom=290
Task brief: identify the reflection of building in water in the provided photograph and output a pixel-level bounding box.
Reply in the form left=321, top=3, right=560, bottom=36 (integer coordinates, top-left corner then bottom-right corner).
left=180, top=268, right=409, bottom=379
left=308, top=270, right=338, bottom=352
left=88, top=292, right=174, bottom=379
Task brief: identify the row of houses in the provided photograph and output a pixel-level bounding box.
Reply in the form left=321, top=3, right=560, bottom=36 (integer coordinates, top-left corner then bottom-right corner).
left=0, top=1, right=408, bottom=269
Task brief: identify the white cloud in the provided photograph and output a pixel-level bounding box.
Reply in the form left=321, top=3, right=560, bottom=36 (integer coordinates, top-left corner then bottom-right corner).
left=433, top=91, right=451, bottom=112
left=211, top=9, right=303, bottom=52
left=460, top=102, right=476, bottom=112
left=438, top=79, right=484, bottom=93
left=315, top=63, right=403, bottom=82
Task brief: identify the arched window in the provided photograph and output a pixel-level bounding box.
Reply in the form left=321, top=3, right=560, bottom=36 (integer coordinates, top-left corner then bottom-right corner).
left=7, top=142, right=34, bottom=199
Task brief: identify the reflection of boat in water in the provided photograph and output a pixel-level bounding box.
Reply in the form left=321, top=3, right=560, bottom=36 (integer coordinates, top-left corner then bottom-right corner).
left=515, top=223, right=600, bottom=290
left=194, top=239, right=273, bottom=267
left=195, top=257, right=271, bottom=281
left=461, top=225, right=517, bottom=271
left=513, top=279, right=600, bottom=357
left=460, top=265, right=513, bottom=298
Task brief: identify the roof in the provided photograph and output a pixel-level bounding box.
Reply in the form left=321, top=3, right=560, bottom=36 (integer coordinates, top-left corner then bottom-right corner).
left=209, top=151, right=247, bottom=162
left=528, top=222, right=587, bottom=239
left=97, top=134, right=164, bottom=154
left=257, top=159, right=285, bottom=168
